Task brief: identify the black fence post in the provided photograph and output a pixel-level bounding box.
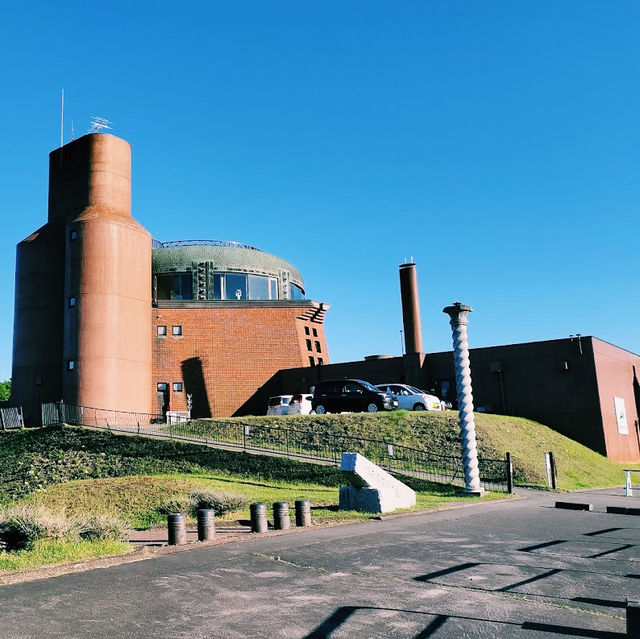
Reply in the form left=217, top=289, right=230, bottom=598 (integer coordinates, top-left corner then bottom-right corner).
left=506, top=452, right=514, bottom=494
left=548, top=451, right=557, bottom=490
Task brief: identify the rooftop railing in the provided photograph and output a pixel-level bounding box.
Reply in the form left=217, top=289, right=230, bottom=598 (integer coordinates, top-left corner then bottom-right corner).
left=152, top=239, right=262, bottom=251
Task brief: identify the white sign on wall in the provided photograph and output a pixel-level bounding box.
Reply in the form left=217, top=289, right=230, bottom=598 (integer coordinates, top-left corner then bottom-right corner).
left=613, top=396, right=628, bottom=435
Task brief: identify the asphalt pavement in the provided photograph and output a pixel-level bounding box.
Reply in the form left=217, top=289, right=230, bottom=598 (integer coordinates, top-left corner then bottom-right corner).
left=0, top=487, right=638, bottom=638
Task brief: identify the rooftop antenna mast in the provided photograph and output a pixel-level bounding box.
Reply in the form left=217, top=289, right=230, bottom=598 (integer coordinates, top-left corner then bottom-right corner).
left=89, top=116, right=112, bottom=134
left=60, top=89, right=64, bottom=148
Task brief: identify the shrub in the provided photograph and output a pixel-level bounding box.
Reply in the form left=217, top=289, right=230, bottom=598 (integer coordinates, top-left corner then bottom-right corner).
left=78, top=513, right=128, bottom=542
left=0, top=505, right=77, bottom=552
left=156, top=490, right=249, bottom=518
left=156, top=495, right=194, bottom=516
left=188, top=490, right=249, bottom=516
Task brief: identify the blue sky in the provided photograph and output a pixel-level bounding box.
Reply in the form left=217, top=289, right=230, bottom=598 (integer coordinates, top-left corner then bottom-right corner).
left=1, top=1, right=639, bottom=379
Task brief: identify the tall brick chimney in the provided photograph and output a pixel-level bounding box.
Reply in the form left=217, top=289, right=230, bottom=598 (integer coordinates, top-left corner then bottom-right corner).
left=399, top=262, right=423, bottom=354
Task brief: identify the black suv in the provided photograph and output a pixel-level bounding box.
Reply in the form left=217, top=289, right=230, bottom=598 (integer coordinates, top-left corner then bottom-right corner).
left=311, top=379, right=398, bottom=414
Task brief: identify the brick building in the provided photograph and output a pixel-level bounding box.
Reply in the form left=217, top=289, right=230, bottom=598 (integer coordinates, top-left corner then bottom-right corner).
left=11, top=133, right=328, bottom=423
left=151, top=242, right=328, bottom=417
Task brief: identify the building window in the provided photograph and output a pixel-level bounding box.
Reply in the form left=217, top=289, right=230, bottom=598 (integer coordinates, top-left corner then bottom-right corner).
left=318, top=358, right=324, bottom=365
left=269, top=278, right=278, bottom=300
left=291, top=284, right=305, bottom=300
left=157, top=382, right=168, bottom=392
left=308, top=356, right=315, bottom=366
left=68, top=297, right=76, bottom=307
left=248, top=274, right=270, bottom=300
left=313, top=328, right=318, bottom=337
left=306, top=339, right=312, bottom=351
left=157, top=325, right=167, bottom=336
left=172, top=325, right=182, bottom=336
left=304, top=326, right=310, bottom=335
left=173, top=382, right=183, bottom=392
left=225, top=273, right=247, bottom=300
left=69, top=230, right=77, bottom=241
left=315, top=341, right=322, bottom=353
left=67, top=360, right=75, bottom=371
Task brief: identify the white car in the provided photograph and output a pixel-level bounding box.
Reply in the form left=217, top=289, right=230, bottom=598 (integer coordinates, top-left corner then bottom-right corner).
left=375, top=383, right=444, bottom=411
left=288, top=393, right=313, bottom=415
left=266, top=395, right=293, bottom=416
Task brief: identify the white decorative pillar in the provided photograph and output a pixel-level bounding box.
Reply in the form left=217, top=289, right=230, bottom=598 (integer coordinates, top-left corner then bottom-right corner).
left=443, top=302, right=485, bottom=496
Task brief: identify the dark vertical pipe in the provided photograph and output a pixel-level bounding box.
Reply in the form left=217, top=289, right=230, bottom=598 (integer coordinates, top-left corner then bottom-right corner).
left=399, top=263, right=423, bottom=354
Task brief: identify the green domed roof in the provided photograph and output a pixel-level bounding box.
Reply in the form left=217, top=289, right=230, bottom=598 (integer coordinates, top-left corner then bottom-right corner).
left=152, top=241, right=304, bottom=289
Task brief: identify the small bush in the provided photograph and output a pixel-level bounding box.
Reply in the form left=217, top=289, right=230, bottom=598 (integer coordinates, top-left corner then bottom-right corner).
left=189, top=490, right=249, bottom=516
left=156, top=495, right=194, bottom=516
left=0, top=505, right=77, bottom=552
left=78, top=513, right=128, bottom=542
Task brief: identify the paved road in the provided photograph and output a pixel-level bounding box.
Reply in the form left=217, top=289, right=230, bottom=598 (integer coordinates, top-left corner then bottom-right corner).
left=0, top=488, right=638, bottom=638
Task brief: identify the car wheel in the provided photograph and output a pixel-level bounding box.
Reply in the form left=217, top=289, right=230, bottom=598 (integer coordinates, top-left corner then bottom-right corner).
left=366, top=403, right=379, bottom=413
left=413, top=403, right=426, bottom=411
left=315, top=404, right=327, bottom=415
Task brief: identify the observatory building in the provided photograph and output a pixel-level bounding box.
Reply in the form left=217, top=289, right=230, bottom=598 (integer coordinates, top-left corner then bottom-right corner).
left=11, top=133, right=328, bottom=423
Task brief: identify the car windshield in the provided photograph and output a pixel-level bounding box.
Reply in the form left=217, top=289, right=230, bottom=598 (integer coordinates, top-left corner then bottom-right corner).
left=406, top=385, right=425, bottom=395
left=358, top=380, right=381, bottom=392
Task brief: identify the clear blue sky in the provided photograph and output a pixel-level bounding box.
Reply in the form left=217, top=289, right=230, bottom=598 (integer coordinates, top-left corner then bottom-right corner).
left=1, top=1, right=639, bottom=380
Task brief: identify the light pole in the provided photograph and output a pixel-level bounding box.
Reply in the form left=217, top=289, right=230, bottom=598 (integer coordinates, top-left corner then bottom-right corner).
left=443, top=302, right=485, bottom=496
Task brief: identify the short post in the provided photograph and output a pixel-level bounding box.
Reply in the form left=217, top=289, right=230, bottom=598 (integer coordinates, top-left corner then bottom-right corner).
left=625, top=470, right=633, bottom=497
left=627, top=599, right=639, bottom=637
left=295, top=500, right=312, bottom=527
left=273, top=502, right=291, bottom=530
left=250, top=502, right=268, bottom=533
left=443, top=302, right=485, bottom=496
left=505, top=452, right=514, bottom=494
left=167, top=513, right=187, bottom=546
left=197, top=508, right=215, bottom=541
left=548, top=451, right=557, bottom=490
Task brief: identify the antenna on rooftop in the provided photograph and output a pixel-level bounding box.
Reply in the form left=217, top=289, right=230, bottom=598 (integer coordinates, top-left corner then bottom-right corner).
left=60, top=89, right=64, bottom=148
left=89, top=117, right=112, bottom=134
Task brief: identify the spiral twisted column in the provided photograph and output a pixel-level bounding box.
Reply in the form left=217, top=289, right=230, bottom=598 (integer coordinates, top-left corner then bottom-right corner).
left=443, top=302, right=485, bottom=495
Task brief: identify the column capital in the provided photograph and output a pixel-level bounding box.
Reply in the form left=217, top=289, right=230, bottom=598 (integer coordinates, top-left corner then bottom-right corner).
left=443, top=301, right=473, bottom=326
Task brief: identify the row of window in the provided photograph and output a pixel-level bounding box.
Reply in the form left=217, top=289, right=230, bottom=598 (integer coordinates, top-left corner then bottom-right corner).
left=304, top=326, right=318, bottom=337
left=157, top=382, right=183, bottom=392
left=157, top=325, right=182, bottom=336
left=156, top=271, right=305, bottom=302
left=309, top=356, right=324, bottom=366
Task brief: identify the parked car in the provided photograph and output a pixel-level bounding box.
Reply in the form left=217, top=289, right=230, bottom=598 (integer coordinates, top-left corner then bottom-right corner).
left=375, top=383, right=444, bottom=411
left=266, top=395, right=293, bottom=416
left=288, top=393, right=313, bottom=415
left=312, top=379, right=398, bottom=414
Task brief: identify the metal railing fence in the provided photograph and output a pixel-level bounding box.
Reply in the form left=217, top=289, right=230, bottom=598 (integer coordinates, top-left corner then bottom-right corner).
left=35, top=402, right=512, bottom=492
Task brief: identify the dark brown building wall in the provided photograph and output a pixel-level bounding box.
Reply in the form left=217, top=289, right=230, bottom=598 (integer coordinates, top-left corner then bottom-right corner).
left=592, top=338, right=640, bottom=462
left=152, top=301, right=329, bottom=417
left=427, top=338, right=607, bottom=455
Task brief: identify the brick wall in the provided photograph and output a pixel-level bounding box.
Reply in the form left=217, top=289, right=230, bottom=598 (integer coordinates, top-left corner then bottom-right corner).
left=152, top=302, right=329, bottom=417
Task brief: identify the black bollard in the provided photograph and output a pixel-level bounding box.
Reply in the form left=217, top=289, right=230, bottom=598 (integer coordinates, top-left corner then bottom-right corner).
left=168, top=512, right=187, bottom=546
left=295, top=500, right=312, bottom=527
left=197, top=508, right=215, bottom=541
left=628, top=600, right=640, bottom=638
left=273, top=502, right=291, bottom=530
left=250, top=502, right=268, bottom=533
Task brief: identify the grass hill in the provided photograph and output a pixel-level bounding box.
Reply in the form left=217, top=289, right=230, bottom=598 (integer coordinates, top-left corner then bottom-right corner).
left=210, top=410, right=634, bottom=490
left=0, top=413, right=632, bottom=572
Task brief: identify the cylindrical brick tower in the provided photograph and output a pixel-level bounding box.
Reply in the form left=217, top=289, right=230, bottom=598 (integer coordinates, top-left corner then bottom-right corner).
left=60, top=134, right=151, bottom=414
left=399, top=262, right=423, bottom=354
